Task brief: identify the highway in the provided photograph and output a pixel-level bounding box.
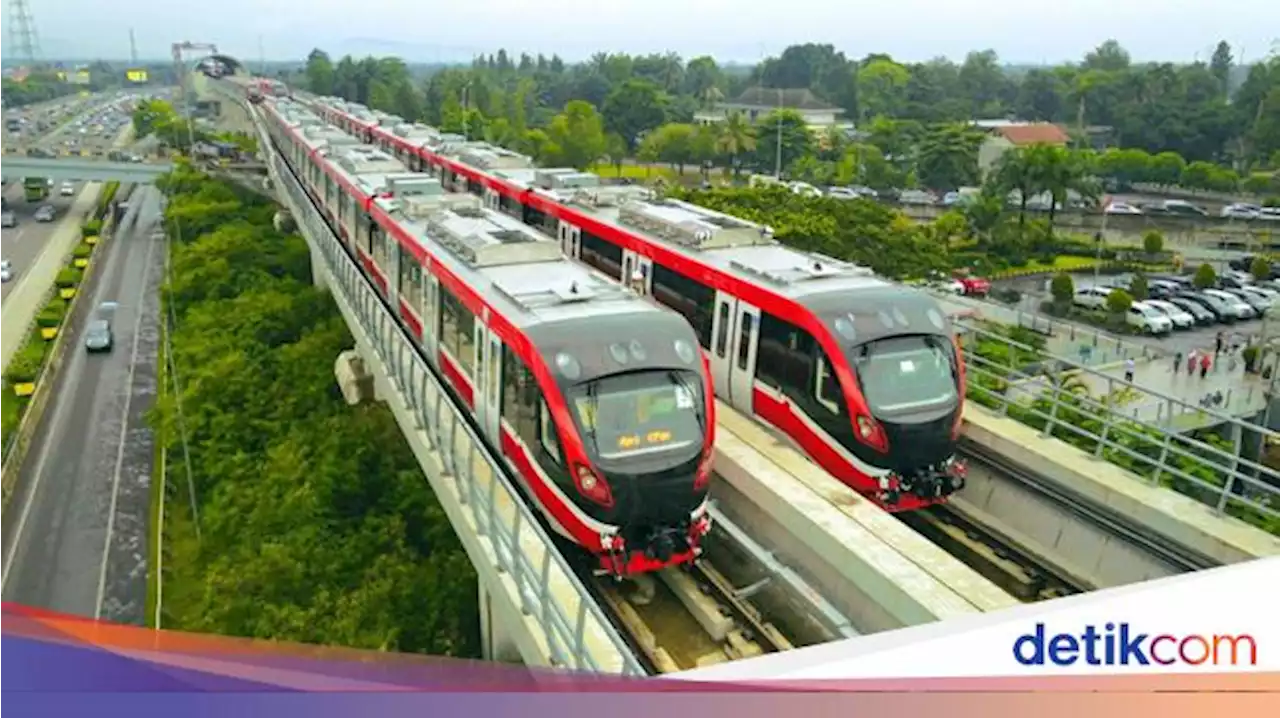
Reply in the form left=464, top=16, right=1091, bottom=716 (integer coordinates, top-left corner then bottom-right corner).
left=1, top=186, right=165, bottom=623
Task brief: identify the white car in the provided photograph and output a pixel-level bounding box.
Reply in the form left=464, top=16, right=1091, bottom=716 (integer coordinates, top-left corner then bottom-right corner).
left=1221, top=203, right=1262, bottom=220
left=1143, top=299, right=1195, bottom=329
left=1201, top=288, right=1256, bottom=320
left=1127, top=301, right=1174, bottom=334
left=1, top=259, right=12, bottom=283
left=59, top=181, right=75, bottom=196
left=789, top=181, right=822, bottom=198
left=1259, top=207, right=1280, bottom=222
left=1073, top=285, right=1114, bottom=310
left=826, top=186, right=860, bottom=200
left=1104, top=201, right=1144, bottom=216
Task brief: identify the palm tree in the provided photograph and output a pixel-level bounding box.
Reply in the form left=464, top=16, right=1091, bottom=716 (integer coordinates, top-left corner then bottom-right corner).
left=991, top=147, right=1036, bottom=234
left=715, top=111, right=757, bottom=179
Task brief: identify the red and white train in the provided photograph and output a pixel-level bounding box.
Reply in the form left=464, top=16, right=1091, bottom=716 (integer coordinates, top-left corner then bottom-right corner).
left=258, top=97, right=718, bottom=577
left=292, top=93, right=969, bottom=512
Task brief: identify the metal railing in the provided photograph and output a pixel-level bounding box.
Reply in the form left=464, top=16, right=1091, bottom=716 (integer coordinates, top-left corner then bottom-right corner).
left=257, top=110, right=644, bottom=675
left=934, top=290, right=1164, bottom=366
left=958, top=321, right=1280, bottom=535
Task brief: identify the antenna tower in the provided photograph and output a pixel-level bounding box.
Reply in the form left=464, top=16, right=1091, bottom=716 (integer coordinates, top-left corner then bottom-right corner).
left=130, top=28, right=139, bottom=65
left=8, top=0, right=42, bottom=67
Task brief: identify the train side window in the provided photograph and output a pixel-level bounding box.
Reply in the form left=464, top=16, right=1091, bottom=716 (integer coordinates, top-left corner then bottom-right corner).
left=814, top=354, right=841, bottom=415
left=440, top=287, right=461, bottom=358
left=539, top=401, right=563, bottom=465
left=580, top=230, right=623, bottom=280
left=652, top=263, right=715, bottom=348
left=737, top=313, right=754, bottom=370
left=715, top=303, right=731, bottom=357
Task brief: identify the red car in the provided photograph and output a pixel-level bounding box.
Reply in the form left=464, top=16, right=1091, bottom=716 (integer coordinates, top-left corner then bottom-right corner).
left=954, top=274, right=991, bottom=297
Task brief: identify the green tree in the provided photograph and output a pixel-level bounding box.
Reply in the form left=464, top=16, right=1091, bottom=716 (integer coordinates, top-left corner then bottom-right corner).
left=1193, top=263, right=1217, bottom=289
left=602, top=79, right=669, bottom=152
left=751, top=109, right=814, bottom=176
left=915, top=124, right=984, bottom=190
left=714, top=112, right=757, bottom=178
left=1142, top=230, right=1165, bottom=255
left=1050, top=272, right=1075, bottom=305
left=305, top=49, right=336, bottom=95
left=544, top=100, right=606, bottom=170
left=1129, top=274, right=1149, bottom=300
left=856, top=57, right=910, bottom=121
left=1106, top=287, right=1134, bottom=314
left=1251, top=256, right=1271, bottom=280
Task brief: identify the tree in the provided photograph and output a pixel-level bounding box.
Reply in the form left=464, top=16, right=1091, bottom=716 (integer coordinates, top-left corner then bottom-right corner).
left=714, top=112, right=757, bottom=178
left=750, top=109, right=814, bottom=175
left=856, top=58, right=910, bottom=121
left=1251, top=256, right=1271, bottom=281
left=305, top=49, right=335, bottom=96
left=1193, top=263, right=1217, bottom=289
left=641, top=123, right=699, bottom=175
left=1129, top=274, right=1149, bottom=300
left=1209, top=41, right=1233, bottom=96
left=544, top=101, right=606, bottom=170
left=1142, top=230, right=1165, bottom=255
left=603, top=133, right=628, bottom=176
left=1050, top=272, right=1075, bottom=306
left=915, top=124, right=983, bottom=190
left=1106, top=287, right=1133, bottom=315
left=602, top=79, right=669, bottom=152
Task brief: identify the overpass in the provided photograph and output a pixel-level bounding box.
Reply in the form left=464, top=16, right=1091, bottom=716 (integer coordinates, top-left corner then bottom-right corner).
left=0, top=156, right=173, bottom=183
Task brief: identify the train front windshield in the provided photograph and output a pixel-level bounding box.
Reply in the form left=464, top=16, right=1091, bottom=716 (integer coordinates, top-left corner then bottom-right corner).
left=568, top=370, right=706, bottom=465
left=852, top=335, right=959, bottom=415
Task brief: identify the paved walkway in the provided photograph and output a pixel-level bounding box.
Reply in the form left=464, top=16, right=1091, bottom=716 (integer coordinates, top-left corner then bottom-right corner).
left=1, top=184, right=101, bottom=373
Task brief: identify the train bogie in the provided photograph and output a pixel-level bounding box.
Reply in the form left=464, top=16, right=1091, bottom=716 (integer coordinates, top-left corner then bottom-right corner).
left=258, top=95, right=716, bottom=576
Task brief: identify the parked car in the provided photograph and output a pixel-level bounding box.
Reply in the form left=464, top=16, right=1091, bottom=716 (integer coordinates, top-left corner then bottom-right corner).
left=1201, top=288, right=1256, bottom=320
left=1165, top=296, right=1216, bottom=325
left=1, top=259, right=11, bottom=283
left=1259, top=207, right=1280, bottom=222
left=1222, top=287, right=1271, bottom=315
left=826, top=186, right=860, bottom=200
left=954, top=273, right=991, bottom=297
left=1074, top=285, right=1114, bottom=310
left=1143, top=299, right=1195, bottom=330
left=1221, top=203, right=1262, bottom=220
left=1127, top=301, right=1175, bottom=335
left=1159, top=200, right=1210, bottom=217
left=1175, top=292, right=1236, bottom=323
left=898, top=189, right=937, bottom=206
left=1104, top=201, right=1144, bottom=216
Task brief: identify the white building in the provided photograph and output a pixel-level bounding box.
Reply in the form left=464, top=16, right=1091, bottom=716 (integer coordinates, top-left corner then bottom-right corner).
left=694, top=88, right=848, bottom=131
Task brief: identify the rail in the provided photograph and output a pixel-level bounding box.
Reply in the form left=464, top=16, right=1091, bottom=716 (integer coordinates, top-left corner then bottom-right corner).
left=958, top=320, right=1280, bottom=534
left=255, top=105, right=645, bottom=676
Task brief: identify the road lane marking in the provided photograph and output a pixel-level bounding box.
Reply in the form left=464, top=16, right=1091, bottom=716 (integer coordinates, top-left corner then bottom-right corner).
left=95, top=198, right=159, bottom=619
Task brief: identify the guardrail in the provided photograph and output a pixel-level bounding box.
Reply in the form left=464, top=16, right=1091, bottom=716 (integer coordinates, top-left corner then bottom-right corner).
left=958, top=321, right=1280, bottom=534
left=254, top=104, right=644, bottom=675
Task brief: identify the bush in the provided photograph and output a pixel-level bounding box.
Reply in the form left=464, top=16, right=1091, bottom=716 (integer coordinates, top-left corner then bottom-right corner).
left=73, top=243, right=93, bottom=259
left=1252, top=256, right=1271, bottom=280
left=1193, top=263, right=1217, bottom=289
left=81, top=219, right=104, bottom=237
left=35, top=298, right=67, bottom=328
left=4, top=341, right=48, bottom=384
left=1142, top=230, right=1164, bottom=255
left=54, top=267, right=83, bottom=288
left=1129, top=273, right=1149, bottom=300
left=1050, top=272, right=1075, bottom=304
left=1106, top=287, right=1134, bottom=314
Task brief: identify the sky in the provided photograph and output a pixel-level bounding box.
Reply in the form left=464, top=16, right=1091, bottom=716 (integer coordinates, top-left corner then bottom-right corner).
left=3, top=0, right=1278, bottom=66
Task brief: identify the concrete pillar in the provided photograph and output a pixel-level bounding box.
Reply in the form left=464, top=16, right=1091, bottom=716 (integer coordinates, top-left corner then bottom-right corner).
left=307, top=239, right=327, bottom=291
left=479, top=583, right=523, bottom=664
left=334, top=350, right=375, bottom=405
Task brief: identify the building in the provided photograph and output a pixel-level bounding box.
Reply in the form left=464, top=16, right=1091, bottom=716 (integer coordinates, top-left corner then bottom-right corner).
left=694, top=88, right=847, bottom=131
left=976, top=122, right=1072, bottom=177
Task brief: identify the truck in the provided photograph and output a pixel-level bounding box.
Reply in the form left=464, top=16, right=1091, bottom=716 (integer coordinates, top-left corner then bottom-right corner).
left=23, top=177, right=49, bottom=202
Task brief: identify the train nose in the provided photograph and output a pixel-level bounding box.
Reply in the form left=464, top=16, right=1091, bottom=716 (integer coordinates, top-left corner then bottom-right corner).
left=645, top=529, right=680, bottom=564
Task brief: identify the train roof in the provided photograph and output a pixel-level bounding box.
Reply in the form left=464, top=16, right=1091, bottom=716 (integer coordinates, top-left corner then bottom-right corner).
left=290, top=111, right=677, bottom=338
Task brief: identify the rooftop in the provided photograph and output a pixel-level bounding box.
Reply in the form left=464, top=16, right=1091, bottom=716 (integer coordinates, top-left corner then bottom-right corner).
left=987, top=122, right=1071, bottom=146
left=720, top=87, right=843, bottom=114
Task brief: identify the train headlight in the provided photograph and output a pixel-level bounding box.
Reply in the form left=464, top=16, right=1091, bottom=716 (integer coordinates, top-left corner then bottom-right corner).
left=857, top=415, right=874, bottom=439
left=574, top=464, right=614, bottom=508
left=579, top=470, right=597, bottom=491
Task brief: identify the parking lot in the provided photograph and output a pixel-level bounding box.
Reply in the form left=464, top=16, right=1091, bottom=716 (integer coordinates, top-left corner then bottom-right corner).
left=996, top=270, right=1269, bottom=360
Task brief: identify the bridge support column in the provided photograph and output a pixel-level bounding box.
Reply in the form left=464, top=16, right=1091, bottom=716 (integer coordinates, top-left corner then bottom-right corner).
left=479, top=583, right=523, bottom=664
left=334, top=350, right=376, bottom=405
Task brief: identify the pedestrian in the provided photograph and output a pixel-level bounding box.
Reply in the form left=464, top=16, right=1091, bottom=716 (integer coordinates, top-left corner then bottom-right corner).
left=1124, top=357, right=1135, bottom=383
left=1173, top=351, right=1183, bottom=373
left=1199, top=352, right=1211, bottom=379
left=1214, top=331, right=1224, bottom=357
left=1187, top=349, right=1198, bottom=375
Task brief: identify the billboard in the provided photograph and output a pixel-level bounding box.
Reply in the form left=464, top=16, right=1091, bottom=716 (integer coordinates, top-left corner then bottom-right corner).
left=126, top=68, right=148, bottom=83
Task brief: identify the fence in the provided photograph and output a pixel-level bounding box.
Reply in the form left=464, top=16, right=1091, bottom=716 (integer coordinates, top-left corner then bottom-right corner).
left=958, top=321, right=1280, bottom=535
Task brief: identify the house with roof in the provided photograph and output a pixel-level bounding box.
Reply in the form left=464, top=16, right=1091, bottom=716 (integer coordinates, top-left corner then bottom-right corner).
left=694, top=88, right=848, bottom=131
left=975, top=122, right=1072, bottom=177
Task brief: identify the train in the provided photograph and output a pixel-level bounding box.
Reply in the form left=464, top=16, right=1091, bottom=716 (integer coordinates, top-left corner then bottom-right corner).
left=257, top=95, right=718, bottom=578
left=286, top=92, right=970, bottom=513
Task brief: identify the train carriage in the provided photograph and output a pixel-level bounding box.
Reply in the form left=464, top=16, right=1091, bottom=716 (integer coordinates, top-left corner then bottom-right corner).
left=299, top=95, right=968, bottom=512
left=259, top=98, right=718, bottom=576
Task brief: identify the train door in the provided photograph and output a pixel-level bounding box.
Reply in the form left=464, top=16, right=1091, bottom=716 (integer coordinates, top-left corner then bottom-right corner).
left=621, top=250, right=653, bottom=295
left=558, top=222, right=580, bottom=259
left=728, top=302, right=761, bottom=414
left=484, top=187, right=499, bottom=211
left=710, top=292, right=737, bottom=400
left=422, top=273, right=439, bottom=356
left=473, top=313, right=503, bottom=441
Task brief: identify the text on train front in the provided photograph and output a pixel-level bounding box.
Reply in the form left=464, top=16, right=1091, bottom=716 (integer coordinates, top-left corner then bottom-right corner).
left=825, top=297, right=967, bottom=506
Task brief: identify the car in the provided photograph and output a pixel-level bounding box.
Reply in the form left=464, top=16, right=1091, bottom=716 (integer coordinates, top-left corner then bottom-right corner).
left=1166, top=296, right=1217, bottom=325
left=59, top=181, right=75, bottom=197
left=1143, top=299, right=1195, bottom=329
left=1127, top=301, right=1174, bottom=335
left=953, top=272, right=991, bottom=297
left=826, top=186, right=860, bottom=200
left=1159, top=199, right=1210, bottom=217
left=1221, top=203, right=1262, bottom=220
left=1222, top=287, right=1271, bottom=315
left=1073, top=285, right=1114, bottom=310
left=84, top=319, right=113, bottom=353
left=898, top=189, right=938, bottom=206
left=34, top=205, right=55, bottom=222
left=1201, top=288, right=1256, bottom=320
left=1, top=259, right=12, bottom=283
left=1260, top=207, right=1280, bottom=222
left=1, top=210, right=15, bottom=228
left=1175, top=291, right=1236, bottom=323
left=1104, top=201, right=1144, bottom=216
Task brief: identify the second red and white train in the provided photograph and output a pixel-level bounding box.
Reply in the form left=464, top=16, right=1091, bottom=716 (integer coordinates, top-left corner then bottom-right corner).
left=288, top=91, right=970, bottom=513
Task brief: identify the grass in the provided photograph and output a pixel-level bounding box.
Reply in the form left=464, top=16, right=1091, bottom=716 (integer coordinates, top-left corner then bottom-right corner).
left=588, top=161, right=679, bottom=182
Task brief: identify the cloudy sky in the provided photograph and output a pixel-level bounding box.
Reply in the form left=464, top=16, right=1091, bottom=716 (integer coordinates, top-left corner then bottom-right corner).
left=5, top=0, right=1277, bottom=65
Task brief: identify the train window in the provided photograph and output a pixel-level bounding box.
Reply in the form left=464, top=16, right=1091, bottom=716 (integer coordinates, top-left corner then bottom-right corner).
left=579, top=230, right=623, bottom=281
left=814, top=355, right=841, bottom=415
left=715, top=303, right=731, bottom=357
left=488, top=338, right=501, bottom=409
left=651, top=264, right=715, bottom=348
left=439, top=287, right=462, bottom=357
left=372, top=217, right=391, bottom=270
left=502, top=346, right=538, bottom=441
left=539, top=401, right=562, bottom=465
left=399, top=246, right=423, bottom=310
left=365, top=217, right=380, bottom=258
left=737, top=313, right=755, bottom=370
left=424, top=277, right=438, bottom=339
